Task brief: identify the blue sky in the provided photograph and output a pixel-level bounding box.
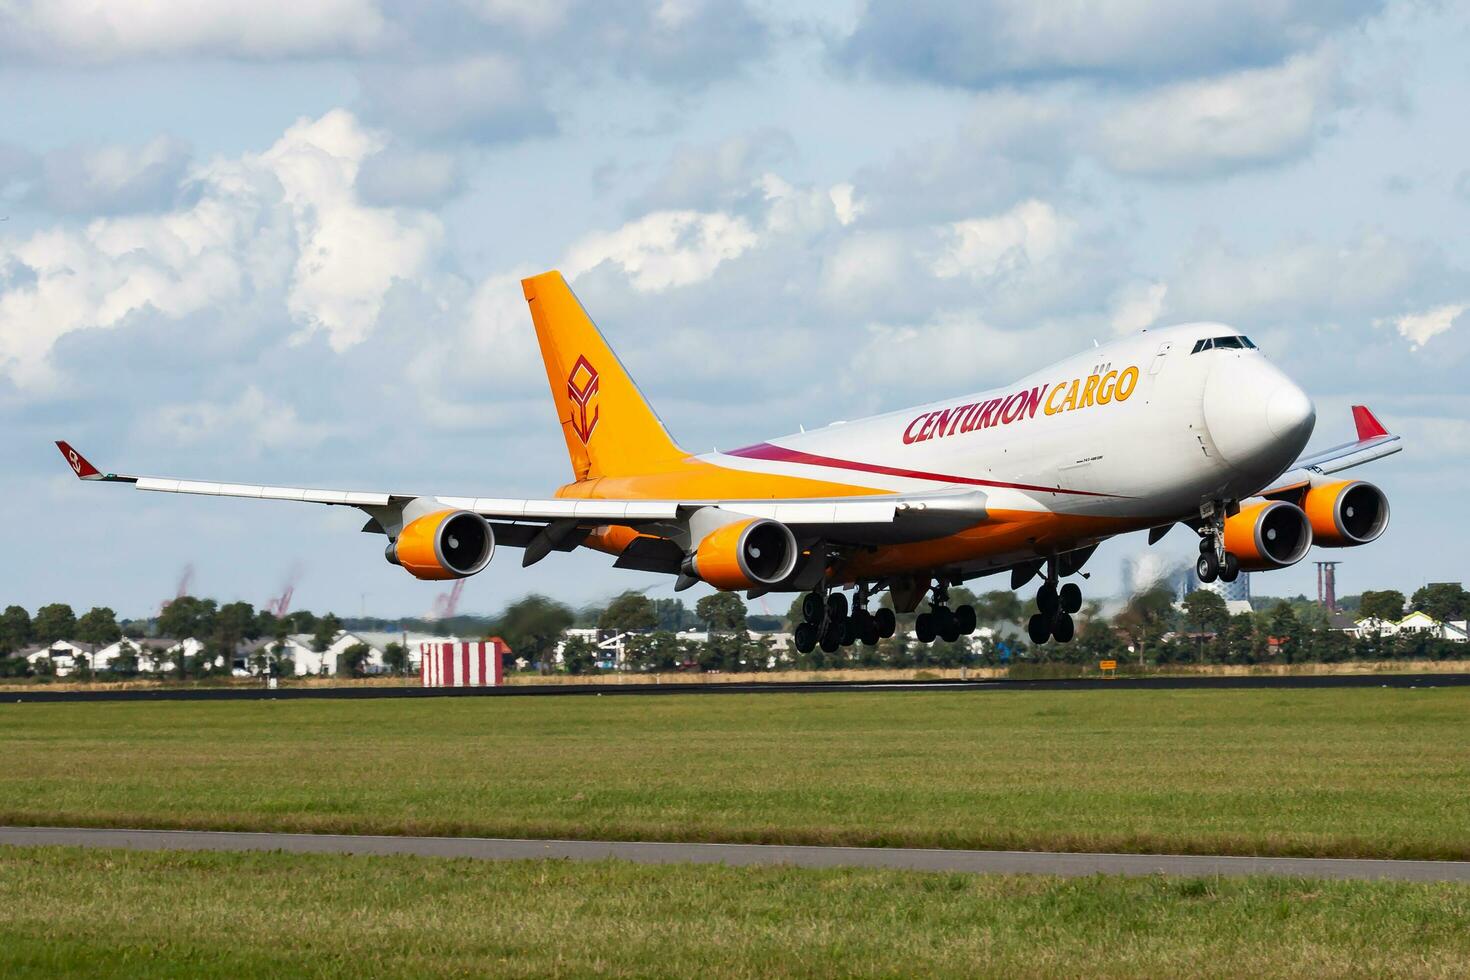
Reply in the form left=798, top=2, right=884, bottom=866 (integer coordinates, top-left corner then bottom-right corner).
left=2, top=0, right=1467, bottom=620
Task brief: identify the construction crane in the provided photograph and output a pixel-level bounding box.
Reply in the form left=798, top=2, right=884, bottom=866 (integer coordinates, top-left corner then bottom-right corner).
left=266, top=564, right=302, bottom=617
left=429, top=579, right=466, bottom=620
left=158, top=563, right=195, bottom=615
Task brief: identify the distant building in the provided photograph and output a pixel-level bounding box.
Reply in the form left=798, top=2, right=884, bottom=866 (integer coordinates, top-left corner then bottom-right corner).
left=1169, top=561, right=1253, bottom=617
left=18, top=637, right=209, bottom=676
left=17, top=641, right=98, bottom=676
left=270, top=630, right=470, bottom=676
left=97, top=637, right=209, bottom=672
left=1348, top=611, right=1468, bottom=643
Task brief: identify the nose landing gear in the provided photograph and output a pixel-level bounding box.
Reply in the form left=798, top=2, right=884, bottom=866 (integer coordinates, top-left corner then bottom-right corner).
left=1027, top=562, right=1083, bottom=644
left=1194, top=503, right=1241, bottom=584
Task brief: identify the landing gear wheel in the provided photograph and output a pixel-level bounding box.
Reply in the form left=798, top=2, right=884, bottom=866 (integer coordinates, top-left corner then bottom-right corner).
left=874, top=608, right=897, bottom=639
left=935, top=606, right=959, bottom=643
left=1219, top=553, right=1240, bottom=584
left=819, top=619, right=842, bottom=653
left=801, top=592, right=824, bottom=625
left=1059, top=582, right=1082, bottom=615
left=860, top=618, right=880, bottom=646
left=826, top=592, right=849, bottom=620
left=1037, top=583, right=1059, bottom=617
left=841, top=617, right=858, bottom=647
left=1052, top=612, right=1075, bottom=644
left=954, top=605, right=977, bottom=636
left=916, top=613, right=936, bottom=643
left=1199, top=537, right=1214, bottom=555
left=1027, top=613, right=1051, bottom=645
left=1196, top=551, right=1220, bottom=584
left=794, top=622, right=817, bottom=654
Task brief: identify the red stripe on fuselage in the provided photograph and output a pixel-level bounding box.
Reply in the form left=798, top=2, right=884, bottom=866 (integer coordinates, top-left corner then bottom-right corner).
left=724, top=443, right=1119, bottom=498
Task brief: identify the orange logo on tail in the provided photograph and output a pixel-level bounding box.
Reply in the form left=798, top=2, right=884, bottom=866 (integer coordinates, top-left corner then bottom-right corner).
left=566, top=354, right=600, bottom=445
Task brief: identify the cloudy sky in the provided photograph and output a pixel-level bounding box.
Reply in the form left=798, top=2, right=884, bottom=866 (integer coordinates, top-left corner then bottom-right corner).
left=3, top=0, right=1467, bottom=620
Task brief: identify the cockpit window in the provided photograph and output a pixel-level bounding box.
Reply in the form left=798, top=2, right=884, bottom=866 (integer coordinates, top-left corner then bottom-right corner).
left=1191, top=335, right=1257, bottom=354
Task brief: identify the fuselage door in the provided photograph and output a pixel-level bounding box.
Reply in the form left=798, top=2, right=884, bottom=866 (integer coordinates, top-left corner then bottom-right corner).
left=1149, top=341, right=1173, bottom=375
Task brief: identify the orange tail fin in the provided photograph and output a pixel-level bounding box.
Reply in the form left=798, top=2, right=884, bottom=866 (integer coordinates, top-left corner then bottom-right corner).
left=521, top=271, right=688, bottom=482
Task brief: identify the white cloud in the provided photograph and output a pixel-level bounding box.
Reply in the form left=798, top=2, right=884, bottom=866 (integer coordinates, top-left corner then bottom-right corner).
left=818, top=231, right=913, bottom=310
left=357, top=146, right=464, bottom=207
left=1110, top=281, right=1168, bottom=335
left=759, top=175, right=851, bottom=237
left=358, top=55, right=554, bottom=144
left=0, top=110, right=443, bottom=386
left=1162, top=231, right=1437, bottom=324
left=141, top=385, right=333, bottom=451
left=563, top=210, right=757, bottom=292
left=845, top=313, right=1061, bottom=395
left=1097, top=50, right=1346, bottom=177
left=840, top=0, right=1380, bottom=88
left=1378, top=303, right=1467, bottom=349
left=1, top=0, right=384, bottom=62
left=829, top=184, right=863, bottom=227
left=632, top=129, right=794, bottom=212
left=264, top=112, right=442, bottom=349
left=464, top=0, right=574, bottom=35
left=933, top=200, right=1069, bottom=280
left=37, top=135, right=192, bottom=215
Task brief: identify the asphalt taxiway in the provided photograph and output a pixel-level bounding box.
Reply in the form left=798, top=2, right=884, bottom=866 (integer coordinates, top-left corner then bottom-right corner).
left=3, top=827, right=1467, bottom=882
left=5, top=671, right=1468, bottom=703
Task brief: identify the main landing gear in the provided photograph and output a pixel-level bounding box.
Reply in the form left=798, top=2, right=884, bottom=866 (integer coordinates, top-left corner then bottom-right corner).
left=914, top=581, right=978, bottom=644
left=1194, top=503, right=1240, bottom=585
left=1027, top=561, right=1083, bottom=645
left=793, top=583, right=897, bottom=655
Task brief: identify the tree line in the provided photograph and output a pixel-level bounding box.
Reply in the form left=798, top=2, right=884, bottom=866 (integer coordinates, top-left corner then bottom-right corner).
left=0, top=598, right=348, bottom=679
left=4, top=581, right=1466, bottom=680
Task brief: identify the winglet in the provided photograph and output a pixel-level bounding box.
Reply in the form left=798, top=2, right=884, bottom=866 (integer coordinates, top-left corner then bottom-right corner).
left=1351, top=405, right=1389, bottom=441
left=55, top=441, right=102, bottom=479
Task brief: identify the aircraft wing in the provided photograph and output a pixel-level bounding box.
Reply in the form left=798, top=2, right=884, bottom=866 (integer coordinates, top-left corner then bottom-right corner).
left=54, top=441, right=987, bottom=548
left=1262, top=405, right=1402, bottom=496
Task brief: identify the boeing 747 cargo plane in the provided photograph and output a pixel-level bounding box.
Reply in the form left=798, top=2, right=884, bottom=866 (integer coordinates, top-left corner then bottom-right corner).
left=58, top=271, right=1400, bottom=653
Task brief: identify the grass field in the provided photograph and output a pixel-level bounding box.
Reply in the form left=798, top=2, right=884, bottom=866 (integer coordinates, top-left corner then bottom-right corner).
left=2, top=688, right=1468, bottom=860
left=2, top=847, right=1468, bottom=978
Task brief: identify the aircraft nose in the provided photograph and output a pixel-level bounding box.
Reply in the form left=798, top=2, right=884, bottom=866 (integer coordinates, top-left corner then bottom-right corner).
left=1267, top=383, right=1315, bottom=440
left=1202, top=355, right=1315, bottom=477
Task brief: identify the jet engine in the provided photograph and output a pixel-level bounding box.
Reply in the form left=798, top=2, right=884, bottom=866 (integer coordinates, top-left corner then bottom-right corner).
left=387, top=509, right=495, bottom=580
left=688, top=518, right=798, bottom=591
left=1301, top=480, right=1389, bottom=548
left=1222, top=500, right=1312, bottom=572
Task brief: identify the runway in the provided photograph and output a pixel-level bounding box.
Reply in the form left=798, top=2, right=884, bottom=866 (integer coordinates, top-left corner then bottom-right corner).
left=3, top=827, right=1467, bottom=882
left=5, top=671, right=1469, bottom=703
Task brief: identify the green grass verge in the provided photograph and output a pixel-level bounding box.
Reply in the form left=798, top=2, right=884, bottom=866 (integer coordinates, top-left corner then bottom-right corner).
left=2, top=689, right=1468, bottom=859
left=2, top=847, right=1468, bottom=978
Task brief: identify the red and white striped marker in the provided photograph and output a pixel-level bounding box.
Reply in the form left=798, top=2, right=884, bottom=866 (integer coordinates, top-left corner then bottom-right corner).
left=419, top=640, right=506, bottom=687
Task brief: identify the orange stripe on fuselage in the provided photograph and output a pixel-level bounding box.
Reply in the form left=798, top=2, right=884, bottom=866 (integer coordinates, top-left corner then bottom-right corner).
left=556, top=453, right=889, bottom=502
left=560, top=454, right=1157, bottom=583
left=565, top=454, right=889, bottom=561
left=836, top=510, right=1153, bottom=583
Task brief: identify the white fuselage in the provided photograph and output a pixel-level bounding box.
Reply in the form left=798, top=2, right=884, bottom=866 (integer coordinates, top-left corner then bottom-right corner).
left=708, top=323, right=1317, bottom=529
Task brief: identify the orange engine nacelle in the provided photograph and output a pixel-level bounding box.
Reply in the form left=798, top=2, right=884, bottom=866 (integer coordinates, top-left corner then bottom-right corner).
left=689, top=518, right=798, bottom=591
left=1223, top=500, right=1313, bottom=572
left=1301, top=480, right=1389, bottom=548
left=388, top=509, right=495, bottom=580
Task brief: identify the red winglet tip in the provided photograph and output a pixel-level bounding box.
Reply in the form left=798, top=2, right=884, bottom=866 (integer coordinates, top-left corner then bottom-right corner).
left=1351, top=405, right=1389, bottom=441
left=55, top=441, right=101, bottom=479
